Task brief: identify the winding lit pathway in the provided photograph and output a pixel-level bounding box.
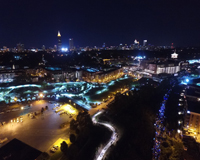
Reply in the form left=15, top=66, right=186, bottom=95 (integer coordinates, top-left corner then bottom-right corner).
left=92, top=110, right=118, bottom=160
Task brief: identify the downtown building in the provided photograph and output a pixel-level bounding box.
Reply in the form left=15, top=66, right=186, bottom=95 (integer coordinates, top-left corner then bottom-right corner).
left=57, top=31, right=62, bottom=52
left=82, top=68, right=124, bottom=83
left=183, top=100, right=200, bottom=140
left=140, top=60, right=181, bottom=74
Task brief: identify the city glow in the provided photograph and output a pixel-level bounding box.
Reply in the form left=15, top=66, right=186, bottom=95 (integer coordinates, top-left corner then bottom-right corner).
left=61, top=48, right=68, bottom=52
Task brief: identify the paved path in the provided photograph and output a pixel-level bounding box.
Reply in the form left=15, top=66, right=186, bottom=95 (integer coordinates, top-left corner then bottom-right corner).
left=92, top=111, right=118, bottom=160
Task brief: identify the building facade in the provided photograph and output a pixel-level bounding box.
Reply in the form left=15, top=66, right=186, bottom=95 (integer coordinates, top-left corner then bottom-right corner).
left=82, top=68, right=124, bottom=83
left=69, top=38, right=74, bottom=51
left=57, top=31, right=62, bottom=52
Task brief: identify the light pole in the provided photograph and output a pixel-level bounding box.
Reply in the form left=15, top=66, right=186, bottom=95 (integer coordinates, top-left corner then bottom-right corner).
left=21, top=106, right=24, bottom=116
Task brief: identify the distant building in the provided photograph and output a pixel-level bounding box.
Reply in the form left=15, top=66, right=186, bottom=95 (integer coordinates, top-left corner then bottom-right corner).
left=142, top=60, right=180, bottom=74
left=57, top=31, right=62, bottom=52
left=69, top=38, right=74, bottom=51
left=17, top=43, right=24, bottom=52
left=102, top=43, right=106, bottom=48
left=82, top=68, right=124, bottom=83
left=42, top=45, right=45, bottom=51
left=134, top=39, right=139, bottom=45
left=184, top=101, right=200, bottom=138
left=54, top=45, right=57, bottom=52
left=0, top=70, right=15, bottom=83
left=143, top=40, right=147, bottom=46
left=171, top=50, right=178, bottom=59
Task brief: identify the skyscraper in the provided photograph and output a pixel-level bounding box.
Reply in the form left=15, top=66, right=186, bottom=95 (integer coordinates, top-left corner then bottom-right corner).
left=69, top=38, right=74, bottom=51
left=143, top=40, right=147, bottom=46
left=57, top=31, right=62, bottom=52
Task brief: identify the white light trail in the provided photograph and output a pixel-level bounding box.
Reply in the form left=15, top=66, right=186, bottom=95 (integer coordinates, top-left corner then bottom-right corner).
left=92, top=111, right=118, bottom=160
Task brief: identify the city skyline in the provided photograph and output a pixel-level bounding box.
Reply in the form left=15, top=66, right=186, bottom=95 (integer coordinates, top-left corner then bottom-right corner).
left=1, top=0, right=200, bottom=48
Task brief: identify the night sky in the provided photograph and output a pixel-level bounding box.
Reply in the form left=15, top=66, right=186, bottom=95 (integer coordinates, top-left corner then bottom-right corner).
left=1, top=0, right=200, bottom=48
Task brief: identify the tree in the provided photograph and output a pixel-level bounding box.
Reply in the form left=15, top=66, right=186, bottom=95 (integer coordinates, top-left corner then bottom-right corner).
left=60, top=141, right=68, bottom=155
left=70, top=119, right=77, bottom=130
left=37, top=152, right=50, bottom=160
left=70, top=134, right=76, bottom=143
left=75, top=128, right=80, bottom=135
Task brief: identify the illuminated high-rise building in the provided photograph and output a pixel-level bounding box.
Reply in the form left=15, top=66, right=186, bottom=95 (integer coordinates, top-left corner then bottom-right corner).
left=143, top=40, right=147, bottom=46
left=57, top=31, right=62, bottom=52
left=69, top=38, right=74, bottom=51
left=42, top=45, right=45, bottom=51
left=134, top=39, right=139, bottom=45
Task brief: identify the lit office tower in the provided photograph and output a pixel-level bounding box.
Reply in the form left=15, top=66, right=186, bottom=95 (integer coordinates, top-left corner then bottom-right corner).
left=57, top=31, right=62, bottom=52
left=143, top=40, right=147, bottom=46
left=69, top=38, right=74, bottom=50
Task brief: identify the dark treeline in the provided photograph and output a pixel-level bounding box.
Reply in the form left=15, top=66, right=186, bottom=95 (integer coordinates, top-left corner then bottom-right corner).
left=60, top=111, right=111, bottom=160
left=105, top=79, right=171, bottom=160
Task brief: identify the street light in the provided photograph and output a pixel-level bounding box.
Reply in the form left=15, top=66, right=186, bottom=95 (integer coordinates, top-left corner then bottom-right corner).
left=39, top=93, right=43, bottom=98
left=21, top=107, right=24, bottom=110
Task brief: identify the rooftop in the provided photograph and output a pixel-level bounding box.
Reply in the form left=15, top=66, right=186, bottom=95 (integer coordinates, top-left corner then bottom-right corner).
left=187, top=101, right=200, bottom=114
left=0, top=138, right=42, bottom=160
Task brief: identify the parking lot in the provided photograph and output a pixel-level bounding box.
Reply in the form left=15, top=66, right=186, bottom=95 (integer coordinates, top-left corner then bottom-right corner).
left=0, top=100, right=75, bottom=152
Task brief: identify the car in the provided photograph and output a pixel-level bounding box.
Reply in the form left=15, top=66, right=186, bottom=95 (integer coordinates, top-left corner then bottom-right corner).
left=0, top=138, right=8, bottom=144
left=50, top=147, right=57, bottom=153
left=100, top=153, right=104, bottom=157
left=30, top=115, right=35, bottom=119
left=11, top=108, right=19, bottom=112
left=53, top=145, right=59, bottom=150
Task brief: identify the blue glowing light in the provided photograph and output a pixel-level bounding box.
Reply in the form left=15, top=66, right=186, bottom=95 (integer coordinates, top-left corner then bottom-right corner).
left=186, top=79, right=189, bottom=83
left=61, top=48, right=68, bottom=52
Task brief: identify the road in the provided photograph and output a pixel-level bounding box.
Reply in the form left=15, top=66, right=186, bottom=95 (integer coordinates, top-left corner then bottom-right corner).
left=92, top=111, right=118, bottom=160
